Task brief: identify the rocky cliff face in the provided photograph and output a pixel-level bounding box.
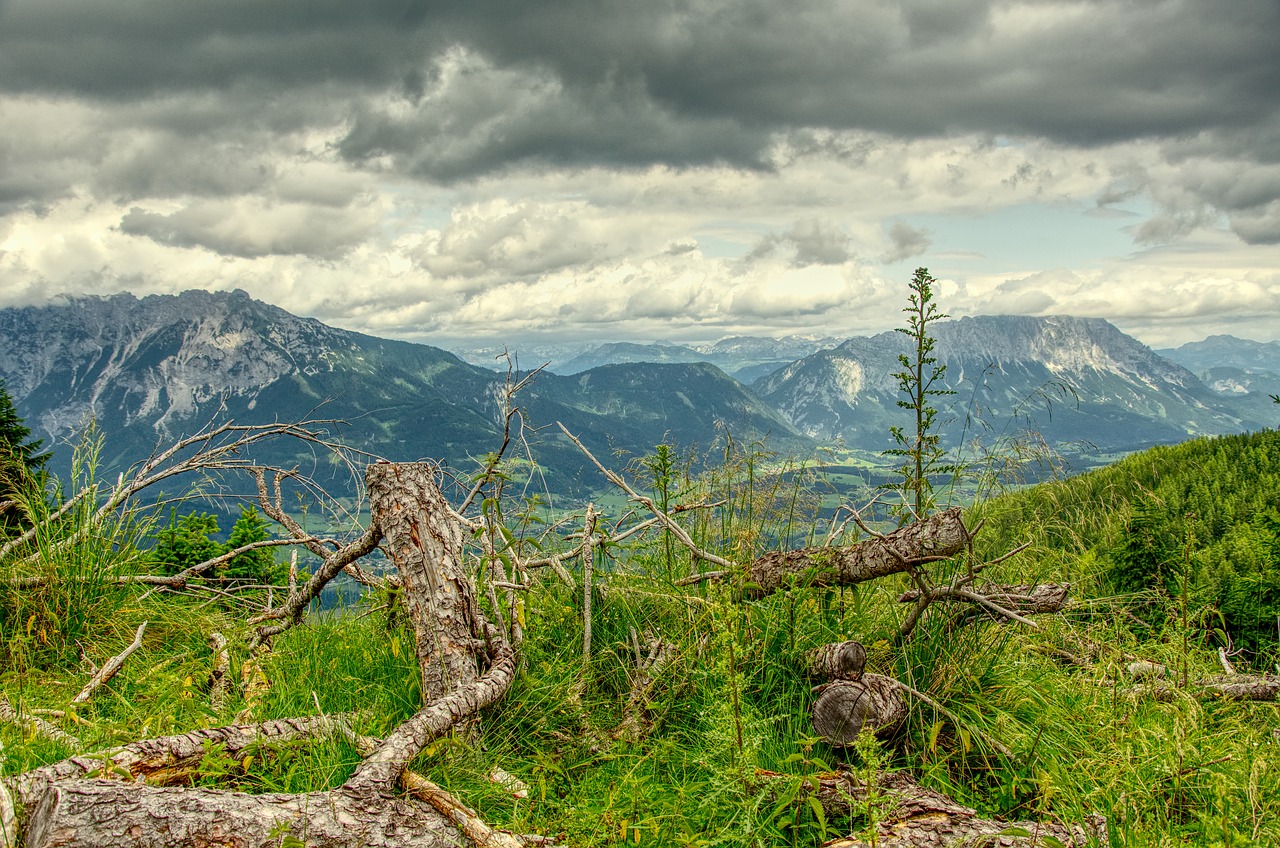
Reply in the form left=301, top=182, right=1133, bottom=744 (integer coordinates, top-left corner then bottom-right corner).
left=0, top=289, right=367, bottom=441
left=755, top=315, right=1260, bottom=452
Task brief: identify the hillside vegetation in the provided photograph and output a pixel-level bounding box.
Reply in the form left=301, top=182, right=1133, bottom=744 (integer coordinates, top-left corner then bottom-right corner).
left=3, top=423, right=1279, bottom=846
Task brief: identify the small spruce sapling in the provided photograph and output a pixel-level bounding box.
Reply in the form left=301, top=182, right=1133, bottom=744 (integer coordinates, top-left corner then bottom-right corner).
left=883, top=267, right=956, bottom=523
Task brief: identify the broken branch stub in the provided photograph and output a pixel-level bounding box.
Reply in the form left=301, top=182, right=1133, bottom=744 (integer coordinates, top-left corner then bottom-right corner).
left=747, top=507, right=969, bottom=598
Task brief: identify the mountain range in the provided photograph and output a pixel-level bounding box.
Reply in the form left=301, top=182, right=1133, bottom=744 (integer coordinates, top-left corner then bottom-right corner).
left=0, top=290, right=803, bottom=494
left=756, top=316, right=1275, bottom=455
left=456, top=335, right=842, bottom=383
left=1158, top=335, right=1280, bottom=398
left=0, top=291, right=1274, bottom=497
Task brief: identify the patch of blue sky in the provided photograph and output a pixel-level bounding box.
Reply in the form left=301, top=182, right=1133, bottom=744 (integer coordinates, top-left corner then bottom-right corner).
left=886, top=198, right=1154, bottom=276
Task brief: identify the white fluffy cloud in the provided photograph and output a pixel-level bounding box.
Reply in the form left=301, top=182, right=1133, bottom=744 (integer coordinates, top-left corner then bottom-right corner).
left=0, top=1, right=1277, bottom=347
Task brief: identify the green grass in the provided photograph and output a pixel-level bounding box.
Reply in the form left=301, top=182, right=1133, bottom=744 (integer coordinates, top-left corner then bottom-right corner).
left=5, top=431, right=1280, bottom=846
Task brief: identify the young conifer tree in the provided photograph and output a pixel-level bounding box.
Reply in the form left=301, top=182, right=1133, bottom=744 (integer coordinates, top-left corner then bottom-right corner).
left=884, top=267, right=956, bottom=522
left=0, top=378, right=48, bottom=535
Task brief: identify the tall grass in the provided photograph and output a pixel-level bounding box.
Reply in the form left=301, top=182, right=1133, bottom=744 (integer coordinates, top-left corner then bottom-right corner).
left=5, top=431, right=1280, bottom=846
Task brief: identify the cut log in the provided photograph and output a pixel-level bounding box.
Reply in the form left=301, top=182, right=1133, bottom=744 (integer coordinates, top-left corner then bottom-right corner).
left=26, top=781, right=453, bottom=848
left=811, top=675, right=907, bottom=746
left=748, top=507, right=969, bottom=598
left=805, top=641, right=867, bottom=681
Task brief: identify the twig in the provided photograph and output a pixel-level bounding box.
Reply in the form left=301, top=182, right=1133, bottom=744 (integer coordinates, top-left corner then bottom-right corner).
left=209, top=632, right=231, bottom=712
left=557, top=423, right=733, bottom=570
left=71, top=621, right=147, bottom=704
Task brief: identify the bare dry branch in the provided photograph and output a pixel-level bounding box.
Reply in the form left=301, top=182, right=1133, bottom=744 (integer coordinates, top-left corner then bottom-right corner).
left=71, top=621, right=147, bottom=705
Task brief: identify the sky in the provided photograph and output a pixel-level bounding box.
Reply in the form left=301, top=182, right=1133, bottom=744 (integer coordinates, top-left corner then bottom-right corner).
left=1, top=0, right=1278, bottom=351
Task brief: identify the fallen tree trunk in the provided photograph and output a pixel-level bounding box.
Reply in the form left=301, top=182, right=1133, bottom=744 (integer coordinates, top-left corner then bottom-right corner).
left=27, top=781, right=453, bottom=848
left=756, top=769, right=1107, bottom=847
left=4, top=714, right=353, bottom=808
left=811, top=675, right=908, bottom=746
left=15, top=462, right=524, bottom=848
left=747, top=507, right=969, bottom=598
left=1134, top=674, right=1280, bottom=703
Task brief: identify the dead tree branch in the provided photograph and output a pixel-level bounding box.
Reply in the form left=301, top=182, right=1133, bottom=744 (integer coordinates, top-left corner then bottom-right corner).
left=70, top=621, right=147, bottom=705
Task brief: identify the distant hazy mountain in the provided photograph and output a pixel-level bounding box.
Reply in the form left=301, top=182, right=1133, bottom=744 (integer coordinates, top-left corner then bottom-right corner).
left=0, top=291, right=808, bottom=492
left=542, top=334, right=840, bottom=382
left=1157, top=335, right=1280, bottom=397
left=553, top=342, right=710, bottom=374
left=755, top=316, right=1267, bottom=454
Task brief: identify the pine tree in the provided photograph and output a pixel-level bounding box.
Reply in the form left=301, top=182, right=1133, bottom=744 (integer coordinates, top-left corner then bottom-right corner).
left=0, top=379, right=48, bottom=535
left=152, top=510, right=223, bottom=576
left=223, top=505, right=281, bottom=584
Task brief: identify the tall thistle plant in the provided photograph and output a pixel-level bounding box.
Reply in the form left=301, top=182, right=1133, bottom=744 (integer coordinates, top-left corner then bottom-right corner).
left=884, top=267, right=956, bottom=522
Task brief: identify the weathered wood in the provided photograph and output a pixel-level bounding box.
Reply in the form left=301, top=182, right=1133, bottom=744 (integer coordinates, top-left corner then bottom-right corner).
left=18, top=462, right=520, bottom=848
left=612, top=633, right=680, bottom=742
left=71, top=621, right=147, bottom=704
left=756, top=770, right=1107, bottom=846
left=748, top=507, right=969, bottom=598
left=26, top=781, right=454, bottom=848
left=805, top=641, right=867, bottom=681
left=899, top=582, right=1070, bottom=622
left=5, top=714, right=354, bottom=808
left=811, top=675, right=907, bottom=746
left=0, top=695, right=80, bottom=750
left=0, top=778, right=15, bottom=848
left=367, top=462, right=481, bottom=700
left=1134, top=674, right=1280, bottom=702
left=209, top=631, right=231, bottom=712
left=819, top=771, right=1108, bottom=847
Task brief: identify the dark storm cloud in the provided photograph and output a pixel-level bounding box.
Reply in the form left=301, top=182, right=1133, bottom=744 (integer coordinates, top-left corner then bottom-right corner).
left=3, top=0, right=1277, bottom=165
left=3, top=0, right=1280, bottom=247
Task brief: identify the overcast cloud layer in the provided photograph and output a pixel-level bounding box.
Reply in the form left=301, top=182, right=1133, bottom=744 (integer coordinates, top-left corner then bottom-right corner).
left=1, top=0, right=1278, bottom=347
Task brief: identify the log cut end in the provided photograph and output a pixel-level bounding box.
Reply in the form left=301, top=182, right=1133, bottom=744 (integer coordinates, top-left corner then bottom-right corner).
left=812, top=675, right=907, bottom=747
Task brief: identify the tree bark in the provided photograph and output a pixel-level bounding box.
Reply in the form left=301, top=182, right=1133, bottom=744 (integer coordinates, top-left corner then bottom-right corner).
left=1135, top=674, right=1280, bottom=702
left=811, top=675, right=908, bottom=746
left=25, top=782, right=453, bottom=848
left=5, top=715, right=353, bottom=808
left=815, top=771, right=1108, bottom=847
left=756, top=770, right=1107, bottom=846
left=747, top=507, right=969, bottom=598
left=898, top=582, right=1070, bottom=624
left=805, top=641, right=867, bottom=681
left=17, top=462, right=515, bottom=848
left=366, top=462, right=482, bottom=700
